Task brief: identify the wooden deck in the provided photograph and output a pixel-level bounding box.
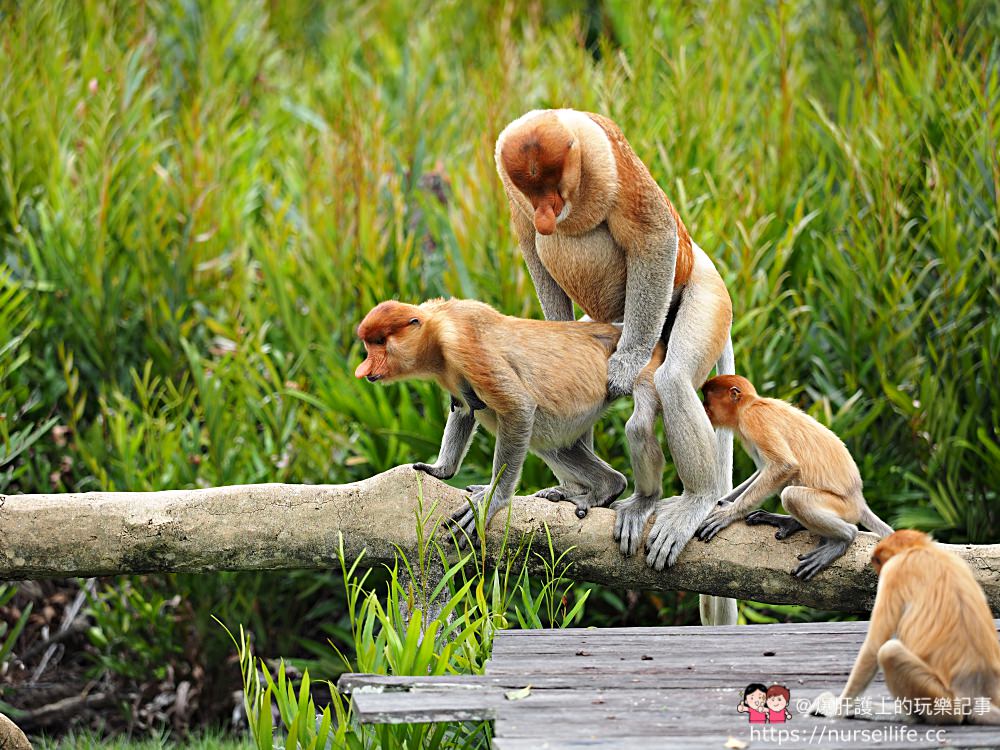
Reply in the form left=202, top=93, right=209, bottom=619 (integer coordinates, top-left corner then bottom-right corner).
left=338, top=621, right=1000, bottom=749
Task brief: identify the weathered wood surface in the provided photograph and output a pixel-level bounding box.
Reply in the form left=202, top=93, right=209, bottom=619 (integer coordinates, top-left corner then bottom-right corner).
left=4, top=465, right=1000, bottom=614
left=339, top=621, right=1000, bottom=750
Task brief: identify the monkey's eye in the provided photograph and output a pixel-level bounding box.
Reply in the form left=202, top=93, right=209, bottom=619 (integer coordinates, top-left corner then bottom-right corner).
left=409, top=318, right=419, bottom=326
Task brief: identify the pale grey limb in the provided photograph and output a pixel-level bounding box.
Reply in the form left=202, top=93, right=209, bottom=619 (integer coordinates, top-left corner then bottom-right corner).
left=715, top=469, right=761, bottom=506
left=695, top=464, right=792, bottom=542
left=606, top=244, right=676, bottom=397
left=444, top=406, right=535, bottom=549
left=520, top=236, right=574, bottom=321
left=783, top=487, right=858, bottom=580
left=713, top=335, right=735, bottom=494
left=613, top=374, right=664, bottom=555
left=538, top=439, right=626, bottom=519
left=645, top=280, right=728, bottom=573
left=700, top=332, right=738, bottom=625
left=745, top=510, right=807, bottom=540
left=413, top=405, right=477, bottom=480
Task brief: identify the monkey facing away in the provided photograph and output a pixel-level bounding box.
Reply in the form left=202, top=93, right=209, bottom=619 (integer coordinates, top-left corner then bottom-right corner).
left=695, top=375, right=892, bottom=579
left=354, top=298, right=666, bottom=548
left=815, top=530, right=1000, bottom=724
left=496, top=109, right=736, bottom=623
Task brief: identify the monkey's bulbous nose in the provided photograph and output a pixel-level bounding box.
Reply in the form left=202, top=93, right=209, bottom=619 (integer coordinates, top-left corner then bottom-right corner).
left=366, top=375, right=382, bottom=382
left=534, top=203, right=557, bottom=235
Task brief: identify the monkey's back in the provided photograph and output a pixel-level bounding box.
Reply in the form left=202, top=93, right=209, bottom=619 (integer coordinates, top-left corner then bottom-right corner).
left=430, top=299, right=620, bottom=421
left=747, top=398, right=862, bottom=497
left=887, top=546, right=1000, bottom=691
left=497, top=316, right=620, bottom=419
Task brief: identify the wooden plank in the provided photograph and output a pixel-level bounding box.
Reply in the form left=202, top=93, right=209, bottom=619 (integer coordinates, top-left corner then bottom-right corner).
left=489, top=637, right=867, bottom=658
left=495, top=621, right=874, bottom=637
left=492, top=726, right=1000, bottom=750
left=338, top=673, right=487, bottom=693
left=351, top=688, right=504, bottom=723
left=343, top=672, right=853, bottom=691
left=485, top=651, right=865, bottom=670
left=342, top=621, right=1000, bottom=749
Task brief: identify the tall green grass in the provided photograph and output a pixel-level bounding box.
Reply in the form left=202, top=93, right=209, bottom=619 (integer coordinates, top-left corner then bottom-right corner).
left=1, top=0, right=998, bottom=735
left=3, top=0, right=996, bottom=534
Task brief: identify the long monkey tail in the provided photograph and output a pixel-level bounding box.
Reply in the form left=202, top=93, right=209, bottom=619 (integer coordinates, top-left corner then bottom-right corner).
left=713, top=334, right=735, bottom=494
left=859, top=504, right=893, bottom=537
left=700, top=332, right=738, bottom=627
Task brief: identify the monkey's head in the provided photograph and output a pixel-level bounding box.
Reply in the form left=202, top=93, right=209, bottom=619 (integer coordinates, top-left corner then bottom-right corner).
left=499, top=113, right=581, bottom=236
left=355, top=301, right=428, bottom=383
left=701, top=374, right=757, bottom=428
left=871, top=529, right=931, bottom=574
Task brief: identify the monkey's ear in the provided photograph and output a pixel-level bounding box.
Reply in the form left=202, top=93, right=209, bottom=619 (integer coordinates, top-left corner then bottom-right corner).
left=729, top=386, right=742, bottom=402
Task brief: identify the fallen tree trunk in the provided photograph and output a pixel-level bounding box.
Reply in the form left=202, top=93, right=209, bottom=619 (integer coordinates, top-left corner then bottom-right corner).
left=2, top=466, right=998, bottom=613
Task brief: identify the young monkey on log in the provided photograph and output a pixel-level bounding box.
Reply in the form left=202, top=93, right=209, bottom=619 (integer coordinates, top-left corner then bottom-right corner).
left=354, top=298, right=666, bottom=549
left=496, top=110, right=735, bottom=597
left=815, top=530, right=1000, bottom=724
left=695, top=375, right=892, bottom=579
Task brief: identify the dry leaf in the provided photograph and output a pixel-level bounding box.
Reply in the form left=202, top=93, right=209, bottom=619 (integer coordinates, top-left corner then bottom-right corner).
left=505, top=685, right=532, bottom=701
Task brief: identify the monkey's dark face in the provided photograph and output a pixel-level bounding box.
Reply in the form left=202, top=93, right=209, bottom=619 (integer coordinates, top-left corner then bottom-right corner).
left=702, top=388, right=737, bottom=428
left=500, top=117, right=576, bottom=235
left=355, top=302, right=422, bottom=383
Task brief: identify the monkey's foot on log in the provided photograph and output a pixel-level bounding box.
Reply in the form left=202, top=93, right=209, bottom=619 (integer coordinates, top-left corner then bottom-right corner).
left=442, top=490, right=489, bottom=550
left=745, top=510, right=806, bottom=540
left=612, top=494, right=658, bottom=556
left=413, top=462, right=455, bottom=481
left=793, top=540, right=849, bottom=580
left=535, top=486, right=594, bottom=519
left=694, top=508, right=735, bottom=542
left=535, top=484, right=588, bottom=504
left=646, top=493, right=717, bottom=571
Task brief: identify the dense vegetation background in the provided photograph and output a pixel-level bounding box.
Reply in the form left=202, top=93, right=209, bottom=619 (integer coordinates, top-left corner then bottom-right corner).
left=1, top=0, right=997, bottom=742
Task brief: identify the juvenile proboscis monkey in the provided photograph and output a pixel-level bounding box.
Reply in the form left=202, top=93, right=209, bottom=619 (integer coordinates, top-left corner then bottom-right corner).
left=814, top=530, right=1000, bottom=724
left=354, top=298, right=666, bottom=548
left=496, top=109, right=736, bottom=624
left=695, top=375, right=892, bottom=579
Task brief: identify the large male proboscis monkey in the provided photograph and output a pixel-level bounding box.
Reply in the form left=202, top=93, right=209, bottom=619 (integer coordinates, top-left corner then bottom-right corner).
left=696, top=375, right=892, bottom=579
left=354, top=298, right=666, bottom=548
left=813, top=530, right=1000, bottom=724
left=496, top=109, right=736, bottom=624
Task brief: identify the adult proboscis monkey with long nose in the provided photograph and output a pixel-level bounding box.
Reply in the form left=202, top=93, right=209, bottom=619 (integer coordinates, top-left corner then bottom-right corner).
left=496, top=109, right=736, bottom=624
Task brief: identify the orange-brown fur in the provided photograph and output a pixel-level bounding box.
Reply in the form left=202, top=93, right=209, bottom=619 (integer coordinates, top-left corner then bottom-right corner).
left=496, top=110, right=736, bottom=612
left=697, top=374, right=891, bottom=579
left=497, top=110, right=693, bottom=292
left=584, top=112, right=694, bottom=286
left=356, top=298, right=667, bottom=543
left=836, top=530, right=1000, bottom=723
left=702, top=375, right=862, bottom=501
left=357, top=298, right=663, bottom=420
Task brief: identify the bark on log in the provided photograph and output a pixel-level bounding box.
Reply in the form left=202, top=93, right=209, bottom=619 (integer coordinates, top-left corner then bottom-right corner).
left=1, top=466, right=998, bottom=614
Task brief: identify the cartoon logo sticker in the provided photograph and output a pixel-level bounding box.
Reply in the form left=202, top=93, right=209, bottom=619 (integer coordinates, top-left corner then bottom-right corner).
left=766, top=684, right=792, bottom=723
left=738, top=683, right=792, bottom=724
